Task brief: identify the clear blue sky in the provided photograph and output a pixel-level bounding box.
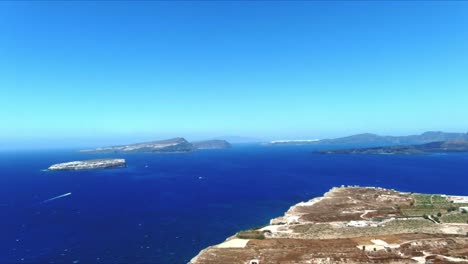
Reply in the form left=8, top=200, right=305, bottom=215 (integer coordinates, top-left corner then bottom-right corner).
left=1, top=1, right=468, bottom=148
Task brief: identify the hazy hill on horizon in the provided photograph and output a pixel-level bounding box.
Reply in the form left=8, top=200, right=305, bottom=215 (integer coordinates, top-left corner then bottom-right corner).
left=270, top=131, right=468, bottom=148
left=318, top=139, right=468, bottom=155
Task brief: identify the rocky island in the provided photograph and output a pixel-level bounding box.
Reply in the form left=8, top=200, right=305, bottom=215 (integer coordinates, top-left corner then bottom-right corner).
left=80, top=138, right=233, bottom=153
left=192, top=140, right=232, bottom=149
left=80, top=137, right=195, bottom=153
left=191, top=187, right=468, bottom=263
left=48, top=158, right=126, bottom=171
left=318, top=140, right=468, bottom=155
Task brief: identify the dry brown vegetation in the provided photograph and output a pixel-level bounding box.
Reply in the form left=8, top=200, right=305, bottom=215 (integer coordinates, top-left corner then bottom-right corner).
left=191, top=187, right=468, bottom=264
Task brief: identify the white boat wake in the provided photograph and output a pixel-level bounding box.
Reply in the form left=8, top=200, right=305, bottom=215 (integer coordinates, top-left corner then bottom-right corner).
left=41, top=192, right=72, bottom=203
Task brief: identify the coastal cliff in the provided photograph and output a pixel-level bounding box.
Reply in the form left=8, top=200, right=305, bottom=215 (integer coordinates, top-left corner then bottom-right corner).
left=190, top=187, right=468, bottom=264
left=48, top=158, right=126, bottom=171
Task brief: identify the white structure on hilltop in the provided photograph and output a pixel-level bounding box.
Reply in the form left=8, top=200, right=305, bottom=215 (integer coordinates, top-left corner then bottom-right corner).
left=346, top=220, right=380, bottom=227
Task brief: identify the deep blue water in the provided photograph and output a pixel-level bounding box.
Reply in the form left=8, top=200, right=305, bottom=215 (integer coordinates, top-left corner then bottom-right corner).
left=1, top=145, right=468, bottom=264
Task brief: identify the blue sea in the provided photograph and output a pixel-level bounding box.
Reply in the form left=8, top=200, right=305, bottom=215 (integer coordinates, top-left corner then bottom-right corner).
left=1, top=145, right=468, bottom=264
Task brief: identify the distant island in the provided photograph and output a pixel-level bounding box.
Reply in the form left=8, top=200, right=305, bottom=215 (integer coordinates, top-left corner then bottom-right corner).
left=191, top=186, right=468, bottom=263
left=80, top=138, right=232, bottom=154
left=269, top=139, right=319, bottom=145
left=48, top=159, right=126, bottom=171
left=268, top=131, right=468, bottom=147
left=192, top=140, right=232, bottom=149
left=81, top=137, right=194, bottom=153
left=318, top=140, right=468, bottom=155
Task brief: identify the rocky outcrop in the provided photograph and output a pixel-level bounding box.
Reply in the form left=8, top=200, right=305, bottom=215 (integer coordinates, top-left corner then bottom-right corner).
left=48, top=159, right=126, bottom=171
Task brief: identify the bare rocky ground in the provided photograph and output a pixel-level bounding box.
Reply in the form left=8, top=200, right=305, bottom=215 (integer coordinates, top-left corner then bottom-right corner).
left=190, top=187, right=468, bottom=264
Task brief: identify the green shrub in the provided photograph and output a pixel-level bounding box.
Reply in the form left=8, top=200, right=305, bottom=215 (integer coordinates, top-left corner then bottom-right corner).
left=236, top=231, right=265, bottom=240
left=447, top=207, right=457, bottom=212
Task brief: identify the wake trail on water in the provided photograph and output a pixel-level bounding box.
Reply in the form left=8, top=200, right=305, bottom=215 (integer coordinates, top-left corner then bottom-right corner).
left=41, top=192, right=72, bottom=204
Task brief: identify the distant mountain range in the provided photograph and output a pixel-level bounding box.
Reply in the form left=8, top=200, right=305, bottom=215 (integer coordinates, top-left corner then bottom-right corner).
left=318, top=140, right=468, bottom=155
left=81, top=138, right=231, bottom=153
left=269, top=131, right=468, bottom=147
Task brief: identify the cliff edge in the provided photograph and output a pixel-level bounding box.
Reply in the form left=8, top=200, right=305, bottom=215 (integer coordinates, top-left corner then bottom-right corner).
left=190, top=187, right=468, bottom=264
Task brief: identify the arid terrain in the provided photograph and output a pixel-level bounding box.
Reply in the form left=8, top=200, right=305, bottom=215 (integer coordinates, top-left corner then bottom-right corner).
left=190, top=187, right=468, bottom=264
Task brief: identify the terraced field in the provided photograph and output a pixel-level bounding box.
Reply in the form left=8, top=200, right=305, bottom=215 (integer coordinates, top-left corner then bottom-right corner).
left=191, top=187, right=468, bottom=264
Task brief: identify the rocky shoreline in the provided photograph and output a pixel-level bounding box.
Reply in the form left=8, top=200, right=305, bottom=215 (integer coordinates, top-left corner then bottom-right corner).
left=190, top=186, right=468, bottom=264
